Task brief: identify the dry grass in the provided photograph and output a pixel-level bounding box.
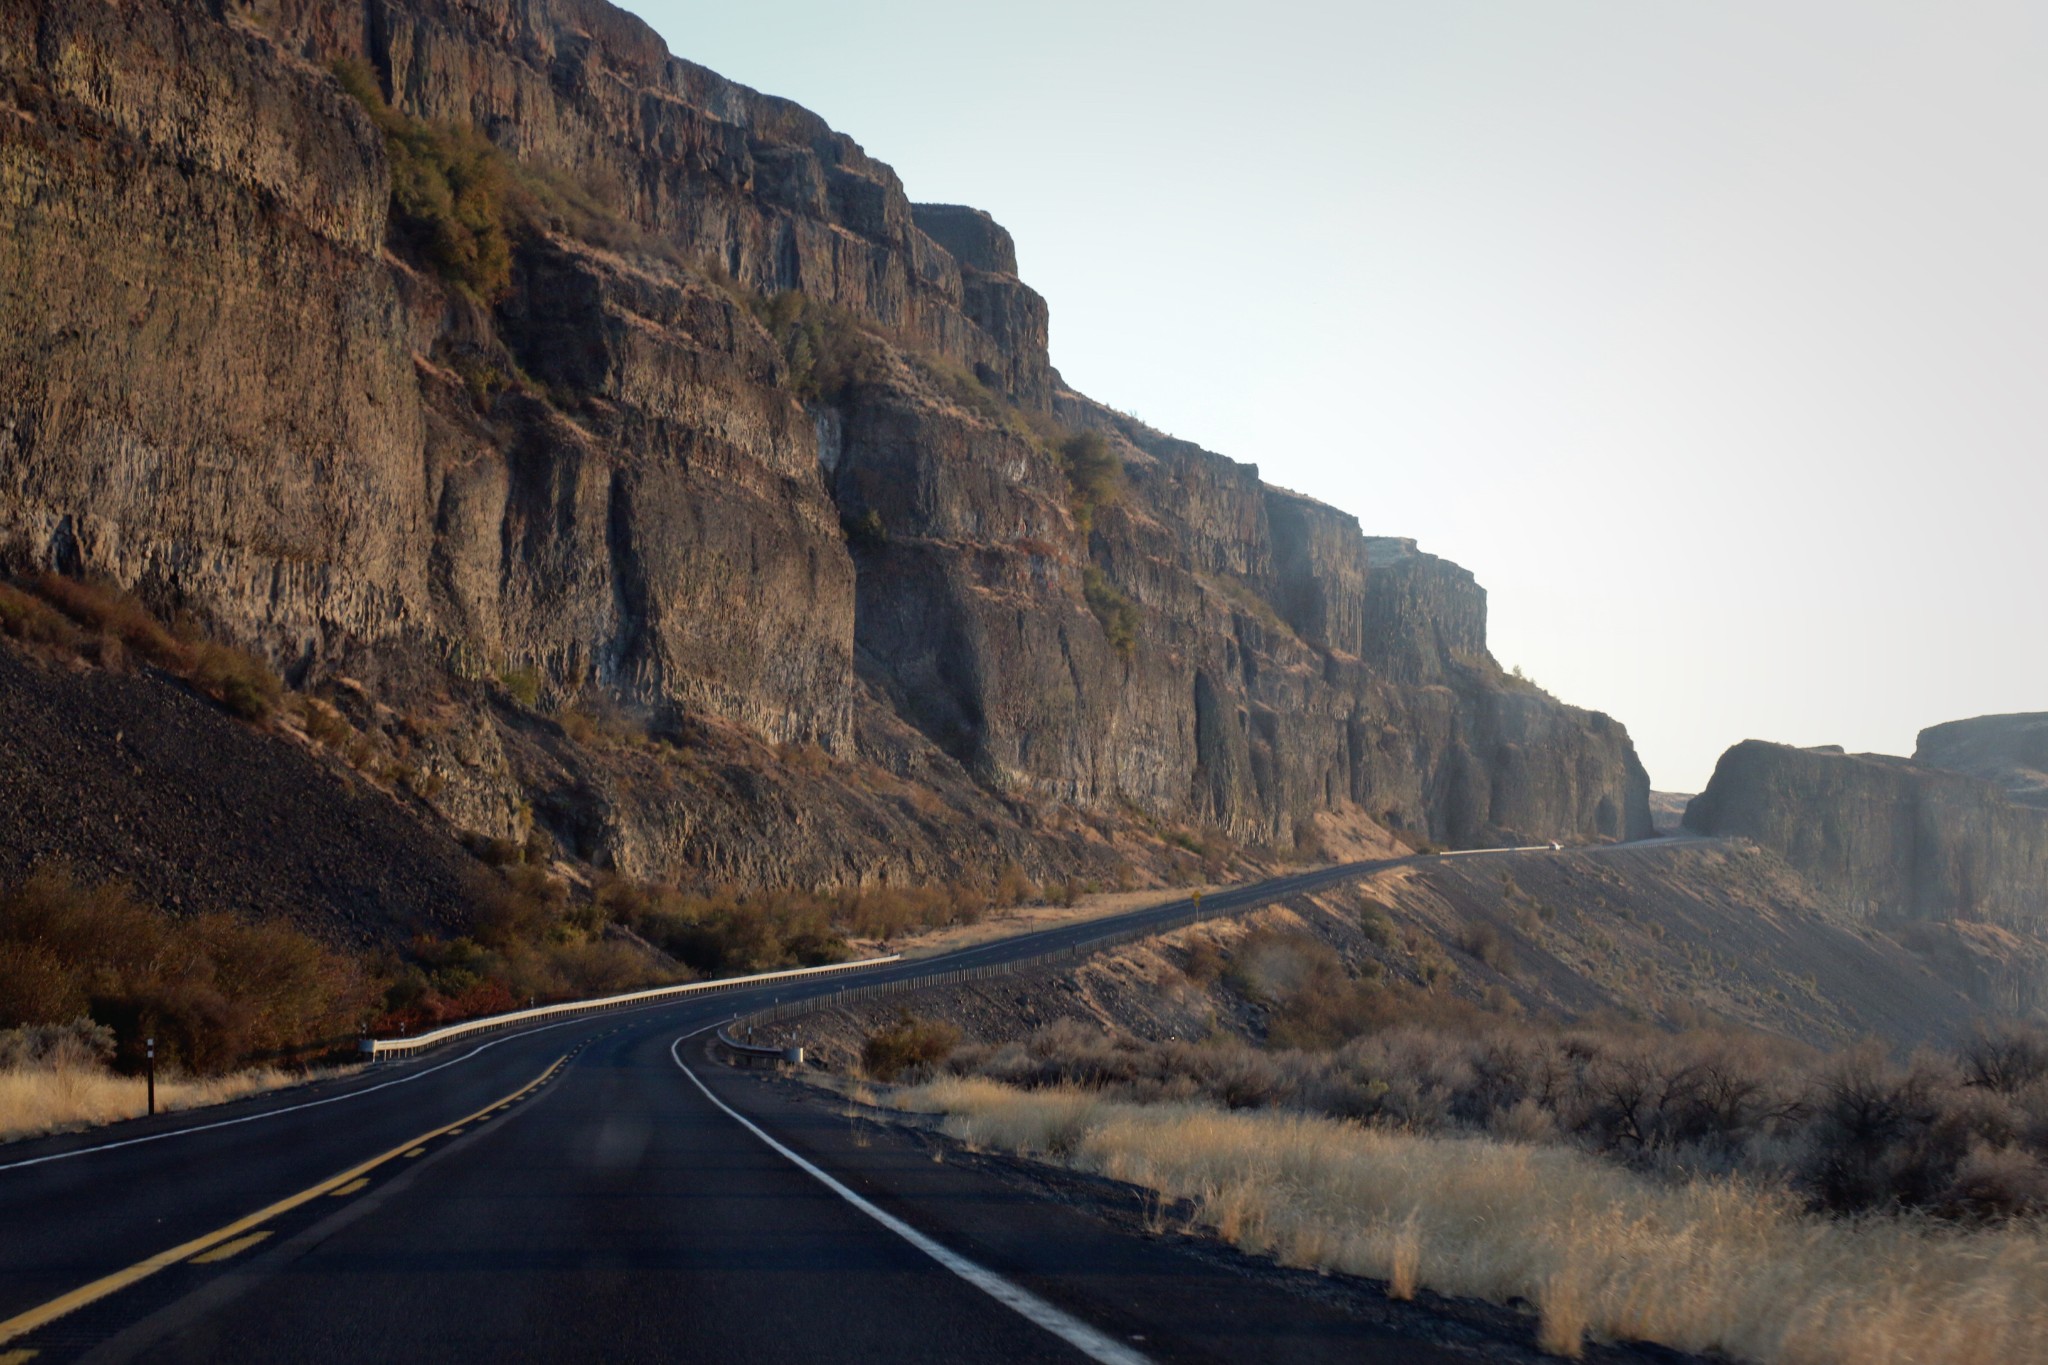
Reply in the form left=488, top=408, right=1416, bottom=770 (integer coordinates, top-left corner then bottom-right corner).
left=0, top=1063, right=347, bottom=1143
left=895, top=1078, right=2048, bottom=1364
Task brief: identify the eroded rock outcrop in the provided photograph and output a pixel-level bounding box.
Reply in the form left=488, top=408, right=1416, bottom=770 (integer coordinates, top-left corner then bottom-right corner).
left=0, top=0, right=1653, bottom=886
left=1684, top=740, right=2048, bottom=925
left=1917, top=713, right=2048, bottom=808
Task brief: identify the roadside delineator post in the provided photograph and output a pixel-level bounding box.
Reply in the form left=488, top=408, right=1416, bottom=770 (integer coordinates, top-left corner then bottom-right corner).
left=145, top=1037, right=156, bottom=1117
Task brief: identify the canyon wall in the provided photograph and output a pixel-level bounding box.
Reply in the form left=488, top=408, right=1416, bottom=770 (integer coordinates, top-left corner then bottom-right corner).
left=1685, top=740, right=2048, bottom=926
left=1917, top=713, right=2048, bottom=809
left=0, top=0, right=1651, bottom=884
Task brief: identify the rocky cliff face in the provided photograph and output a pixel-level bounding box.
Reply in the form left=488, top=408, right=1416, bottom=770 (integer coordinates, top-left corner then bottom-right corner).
left=1684, top=740, right=2048, bottom=926
left=0, top=0, right=1652, bottom=887
left=1917, top=713, right=2048, bottom=809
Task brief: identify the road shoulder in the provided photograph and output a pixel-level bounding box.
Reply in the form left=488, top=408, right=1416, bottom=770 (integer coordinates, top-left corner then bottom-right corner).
left=693, top=1049, right=1703, bottom=1365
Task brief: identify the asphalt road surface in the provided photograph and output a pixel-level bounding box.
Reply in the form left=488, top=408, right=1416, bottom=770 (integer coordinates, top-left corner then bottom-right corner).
left=0, top=853, right=1553, bottom=1364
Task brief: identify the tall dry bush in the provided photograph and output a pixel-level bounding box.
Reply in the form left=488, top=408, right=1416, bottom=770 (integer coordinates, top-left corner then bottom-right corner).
left=946, top=1003, right=2048, bottom=1221
left=862, top=1014, right=961, bottom=1082
left=0, top=865, right=371, bottom=1073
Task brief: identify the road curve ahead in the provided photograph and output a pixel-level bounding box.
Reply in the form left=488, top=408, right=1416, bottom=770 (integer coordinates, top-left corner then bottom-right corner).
left=0, top=852, right=1553, bottom=1364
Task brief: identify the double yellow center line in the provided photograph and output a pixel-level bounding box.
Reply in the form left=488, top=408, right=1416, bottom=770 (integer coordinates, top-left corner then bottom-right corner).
left=0, top=1055, right=566, bottom=1349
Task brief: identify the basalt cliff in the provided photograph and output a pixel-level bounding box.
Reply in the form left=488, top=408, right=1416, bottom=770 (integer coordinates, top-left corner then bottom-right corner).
left=1916, top=714, right=2048, bottom=809
left=1685, top=738, right=2048, bottom=928
left=0, top=0, right=1651, bottom=894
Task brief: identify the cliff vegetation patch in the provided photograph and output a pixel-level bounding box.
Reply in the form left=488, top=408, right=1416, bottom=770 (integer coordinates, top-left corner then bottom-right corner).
left=1082, top=567, right=1140, bottom=659
left=332, top=60, right=666, bottom=303
left=750, top=290, right=890, bottom=403
left=1, top=574, right=282, bottom=720
left=334, top=59, right=513, bottom=301
left=1058, top=429, right=1124, bottom=531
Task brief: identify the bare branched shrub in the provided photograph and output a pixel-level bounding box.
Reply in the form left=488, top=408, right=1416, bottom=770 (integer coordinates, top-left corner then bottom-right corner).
left=0, top=1019, right=116, bottom=1071
left=1962, top=1021, right=2048, bottom=1095
left=863, top=1014, right=960, bottom=1082
left=1456, top=923, right=1519, bottom=976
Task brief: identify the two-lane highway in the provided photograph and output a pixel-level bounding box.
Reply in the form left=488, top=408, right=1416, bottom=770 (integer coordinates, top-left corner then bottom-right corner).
left=0, top=853, right=1526, bottom=1363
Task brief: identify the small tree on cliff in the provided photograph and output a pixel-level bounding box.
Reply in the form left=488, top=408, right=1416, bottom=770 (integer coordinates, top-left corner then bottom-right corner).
left=334, top=59, right=514, bottom=302
left=1059, top=430, right=1123, bottom=532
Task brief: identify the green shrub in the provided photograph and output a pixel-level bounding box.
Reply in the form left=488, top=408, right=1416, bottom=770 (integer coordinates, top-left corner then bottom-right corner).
left=752, top=291, right=888, bottom=403
left=862, top=1014, right=960, bottom=1081
left=497, top=666, right=542, bottom=708
left=1357, top=900, right=1396, bottom=947
left=840, top=509, right=888, bottom=551
left=1058, top=430, right=1123, bottom=530
left=914, top=354, right=1013, bottom=427
left=1082, top=567, right=1140, bottom=660
left=334, top=59, right=513, bottom=301
left=297, top=697, right=354, bottom=750
left=1457, top=923, right=1517, bottom=975
left=193, top=641, right=283, bottom=720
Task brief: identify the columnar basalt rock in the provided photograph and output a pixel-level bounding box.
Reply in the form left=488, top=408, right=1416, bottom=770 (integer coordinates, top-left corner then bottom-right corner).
left=1685, top=739, right=2048, bottom=925
left=0, top=0, right=1654, bottom=886
left=1916, top=713, right=2048, bottom=809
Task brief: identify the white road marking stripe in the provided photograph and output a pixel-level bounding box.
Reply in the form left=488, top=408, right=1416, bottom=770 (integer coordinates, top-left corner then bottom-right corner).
left=0, top=998, right=704, bottom=1174
left=671, top=1038, right=1151, bottom=1365
left=0, top=1029, right=558, bottom=1173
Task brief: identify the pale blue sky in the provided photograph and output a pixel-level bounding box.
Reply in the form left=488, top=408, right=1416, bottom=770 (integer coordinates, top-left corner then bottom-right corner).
left=632, top=1, right=2046, bottom=792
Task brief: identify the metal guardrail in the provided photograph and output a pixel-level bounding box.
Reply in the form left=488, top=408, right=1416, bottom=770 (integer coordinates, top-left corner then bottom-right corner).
left=713, top=1024, right=803, bottom=1069
left=358, top=955, right=902, bottom=1060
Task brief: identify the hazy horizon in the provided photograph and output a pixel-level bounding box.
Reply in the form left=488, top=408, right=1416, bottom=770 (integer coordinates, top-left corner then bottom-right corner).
left=632, top=0, right=2046, bottom=792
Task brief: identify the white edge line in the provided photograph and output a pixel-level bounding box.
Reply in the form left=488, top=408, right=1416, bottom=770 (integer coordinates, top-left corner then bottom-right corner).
left=0, top=992, right=744, bottom=1174
left=670, top=1037, right=1151, bottom=1365
left=0, top=1023, right=575, bottom=1174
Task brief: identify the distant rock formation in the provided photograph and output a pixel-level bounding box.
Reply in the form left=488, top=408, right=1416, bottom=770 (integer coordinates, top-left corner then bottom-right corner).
left=1648, top=791, right=1694, bottom=834
left=1917, top=713, right=2048, bottom=808
left=1684, top=738, right=2048, bottom=925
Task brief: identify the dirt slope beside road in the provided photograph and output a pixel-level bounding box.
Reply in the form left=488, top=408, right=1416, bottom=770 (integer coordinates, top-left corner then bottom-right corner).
left=764, top=840, right=1982, bottom=1065
left=0, top=642, right=479, bottom=946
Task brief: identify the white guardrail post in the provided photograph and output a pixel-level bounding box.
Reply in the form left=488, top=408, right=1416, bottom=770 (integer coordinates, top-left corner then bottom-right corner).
left=357, top=955, right=902, bottom=1061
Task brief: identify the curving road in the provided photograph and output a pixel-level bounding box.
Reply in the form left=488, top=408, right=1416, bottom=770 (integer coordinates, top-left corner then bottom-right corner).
left=0, top=853, right=1543, bottom=1364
